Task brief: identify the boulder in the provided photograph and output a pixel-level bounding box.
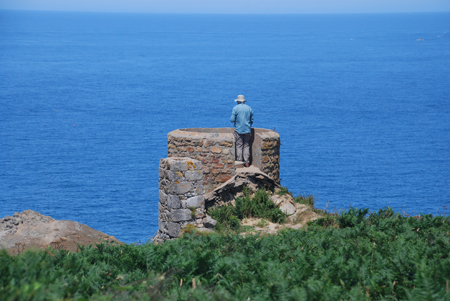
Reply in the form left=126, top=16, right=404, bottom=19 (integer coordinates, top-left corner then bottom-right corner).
left=0, top=210, right=121, bottom=255
left=204, top=215, right=217, bottom=228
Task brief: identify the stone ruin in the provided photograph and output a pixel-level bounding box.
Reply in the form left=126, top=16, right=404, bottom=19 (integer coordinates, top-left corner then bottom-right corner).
left=154, top=127, right=281, bottom=242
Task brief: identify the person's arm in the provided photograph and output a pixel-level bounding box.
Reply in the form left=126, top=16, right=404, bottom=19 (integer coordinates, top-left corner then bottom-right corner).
left=250, top=109, right=254, bottom=126
left=230, top=107, right=237, bottom=123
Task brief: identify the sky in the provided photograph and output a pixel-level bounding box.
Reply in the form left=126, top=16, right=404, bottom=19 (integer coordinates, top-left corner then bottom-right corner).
left=0, top=0, right=449, bottom=14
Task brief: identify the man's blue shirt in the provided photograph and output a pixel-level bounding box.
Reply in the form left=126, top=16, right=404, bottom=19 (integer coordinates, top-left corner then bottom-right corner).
left=230, top=103, right=254, bottom=134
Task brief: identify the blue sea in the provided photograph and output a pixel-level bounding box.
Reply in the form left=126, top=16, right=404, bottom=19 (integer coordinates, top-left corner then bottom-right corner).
left=1, top=10, right=449, bottom=243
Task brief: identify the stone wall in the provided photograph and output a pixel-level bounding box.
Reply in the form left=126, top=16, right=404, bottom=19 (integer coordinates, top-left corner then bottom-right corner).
left=167, top=128, right=236, bottom=193
left=157, top=158, right=205, bottom=240
left=251, top=129, right=281, bottom=184
left=167, top=128, right=281, bottom=193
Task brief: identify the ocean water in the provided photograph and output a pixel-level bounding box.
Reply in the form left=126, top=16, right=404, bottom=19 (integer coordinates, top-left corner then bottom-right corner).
left=1, top=11, right=449, bottom=243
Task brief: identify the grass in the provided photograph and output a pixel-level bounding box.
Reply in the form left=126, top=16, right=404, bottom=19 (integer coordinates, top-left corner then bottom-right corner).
left=208, top=188, right=286, bottom=232
left=255, top=218, right=270, bottom=228
left=294, top=194, right=315, bottom=206
left=1, top=207, right=449, bottom=300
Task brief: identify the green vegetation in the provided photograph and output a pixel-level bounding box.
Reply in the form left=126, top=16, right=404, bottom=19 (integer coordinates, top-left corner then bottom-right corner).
left=276, top=186, right=315, bottom=207
left=1, top=207, right=449, bottom=300
left=209, top=188, right=286, bottom=231
left=276, top=186, right=293, bottom=197
left=255, top=218, right=270, bottom=228
left=294, top=194, right=315, bottom=206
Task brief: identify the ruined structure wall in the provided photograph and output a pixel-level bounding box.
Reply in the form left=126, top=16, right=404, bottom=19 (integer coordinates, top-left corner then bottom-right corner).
left=167, top=128, right=236, bottom=193
left=252, top=129, right=281, bottom=183
left=157, top=158, right=205, bottom=240
left=167, top=128, right=281, bottom=193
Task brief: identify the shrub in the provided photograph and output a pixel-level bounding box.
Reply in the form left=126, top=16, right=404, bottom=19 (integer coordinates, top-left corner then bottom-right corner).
left=208, top=188, right=287, bottom=231
left=1, top=209, right=449, bottom=300
left=294, top=194, right=315, bottom=206
left=276, top=186, right=293, bottom=196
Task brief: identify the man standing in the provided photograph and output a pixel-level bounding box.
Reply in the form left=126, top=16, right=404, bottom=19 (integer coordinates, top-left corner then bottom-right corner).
left=230, top=95, right=254, bottom=167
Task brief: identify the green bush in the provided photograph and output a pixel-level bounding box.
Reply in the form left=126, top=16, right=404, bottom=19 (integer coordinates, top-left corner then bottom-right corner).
left=208, top=188, right=287, bottom=230
left=294, top=194, right=315, bottom=206
left=1, top=208, right=449, bottom=300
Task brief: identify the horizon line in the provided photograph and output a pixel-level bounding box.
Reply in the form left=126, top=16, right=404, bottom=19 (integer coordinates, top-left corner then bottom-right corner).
left=1, top=8, right=450, bottom=15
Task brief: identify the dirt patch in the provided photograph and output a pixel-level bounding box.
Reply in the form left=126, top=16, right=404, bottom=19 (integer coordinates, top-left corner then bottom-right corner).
left=240, top=202, right=322, bottom=235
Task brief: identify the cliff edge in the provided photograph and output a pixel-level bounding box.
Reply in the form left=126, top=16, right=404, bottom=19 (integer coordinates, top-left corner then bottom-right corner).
left=0, top=210, right=121, bottom=254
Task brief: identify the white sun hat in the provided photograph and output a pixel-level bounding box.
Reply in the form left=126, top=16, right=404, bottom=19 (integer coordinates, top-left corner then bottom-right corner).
left=234, top=95, right=247, bottom=102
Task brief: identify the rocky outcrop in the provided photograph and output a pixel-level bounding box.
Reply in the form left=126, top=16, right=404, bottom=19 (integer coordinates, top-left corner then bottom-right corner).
left=0, top=210, right=121, bottom=254
left=204, top=166, right=279, bottom=209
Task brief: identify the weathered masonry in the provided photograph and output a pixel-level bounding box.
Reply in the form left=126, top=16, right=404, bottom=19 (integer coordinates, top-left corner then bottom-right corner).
left=155, top=127, right=281, bottom=242
left=158, top=158, right=205, bottom=241
left=167, top=128, right=281, bottom=193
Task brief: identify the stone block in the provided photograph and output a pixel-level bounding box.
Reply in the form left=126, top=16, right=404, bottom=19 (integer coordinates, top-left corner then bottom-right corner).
left=170, top=209, right=193, bottom=222
left=204, top=215, right=217, bottom=228
left=219, top=141, right=233, bottom=148
left=159, top=190, right=167, bottom=205
left=211, top=158, right=220, bottom=163
left=279, top=201, right=296, bottom=216
left=185, top=170, right=203, bottom=181
left=167, top=170, right=184, bottom=181
left=211, top=168, right=220, bottom=175
left=216, top=174, right=232, bottom=183
left=169, top=182, right=192, bottom=195
left=159, top=220, right=166, bottom=232
left=192, top=182, right=203, bottom=194
left=167, top=194, right=181, bottom=209
left=187, top=146, right=194, bottom=152
left=186, top=160, right=200, bottom=170
left=177, top=146, right=187, bottom=152
left=170, top=160, right=188, bottom=172
left=168, top=222, right=181, bottom=237
left=211, top=146, right=222, bottom=154
left=213, top=163, right=224, bottom=169
left=202, top=166, right=210, bottom=174
left=183, top=195, right=204, bottom=208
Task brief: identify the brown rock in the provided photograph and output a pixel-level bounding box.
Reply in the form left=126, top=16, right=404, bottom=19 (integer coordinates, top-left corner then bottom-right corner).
left=211, top=168, right=220, bottom=175
left=202, top=166, right=210, bottom=174
left=0, top=210, right=122, bottom=255
left=219, top=141, right=233, bottom=148
left=211, top=146, right=222, bottom=154
left=216, top=174, right=232, bottom=183
left=211, top=158, right=220, bottom=163
left=262, top=155, right=270, bottom=163
left=177, top=147, right=187, bottom=152
left=187, top=146, right=194, bottom=153
left=213, top=163, right=224, bottom=169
